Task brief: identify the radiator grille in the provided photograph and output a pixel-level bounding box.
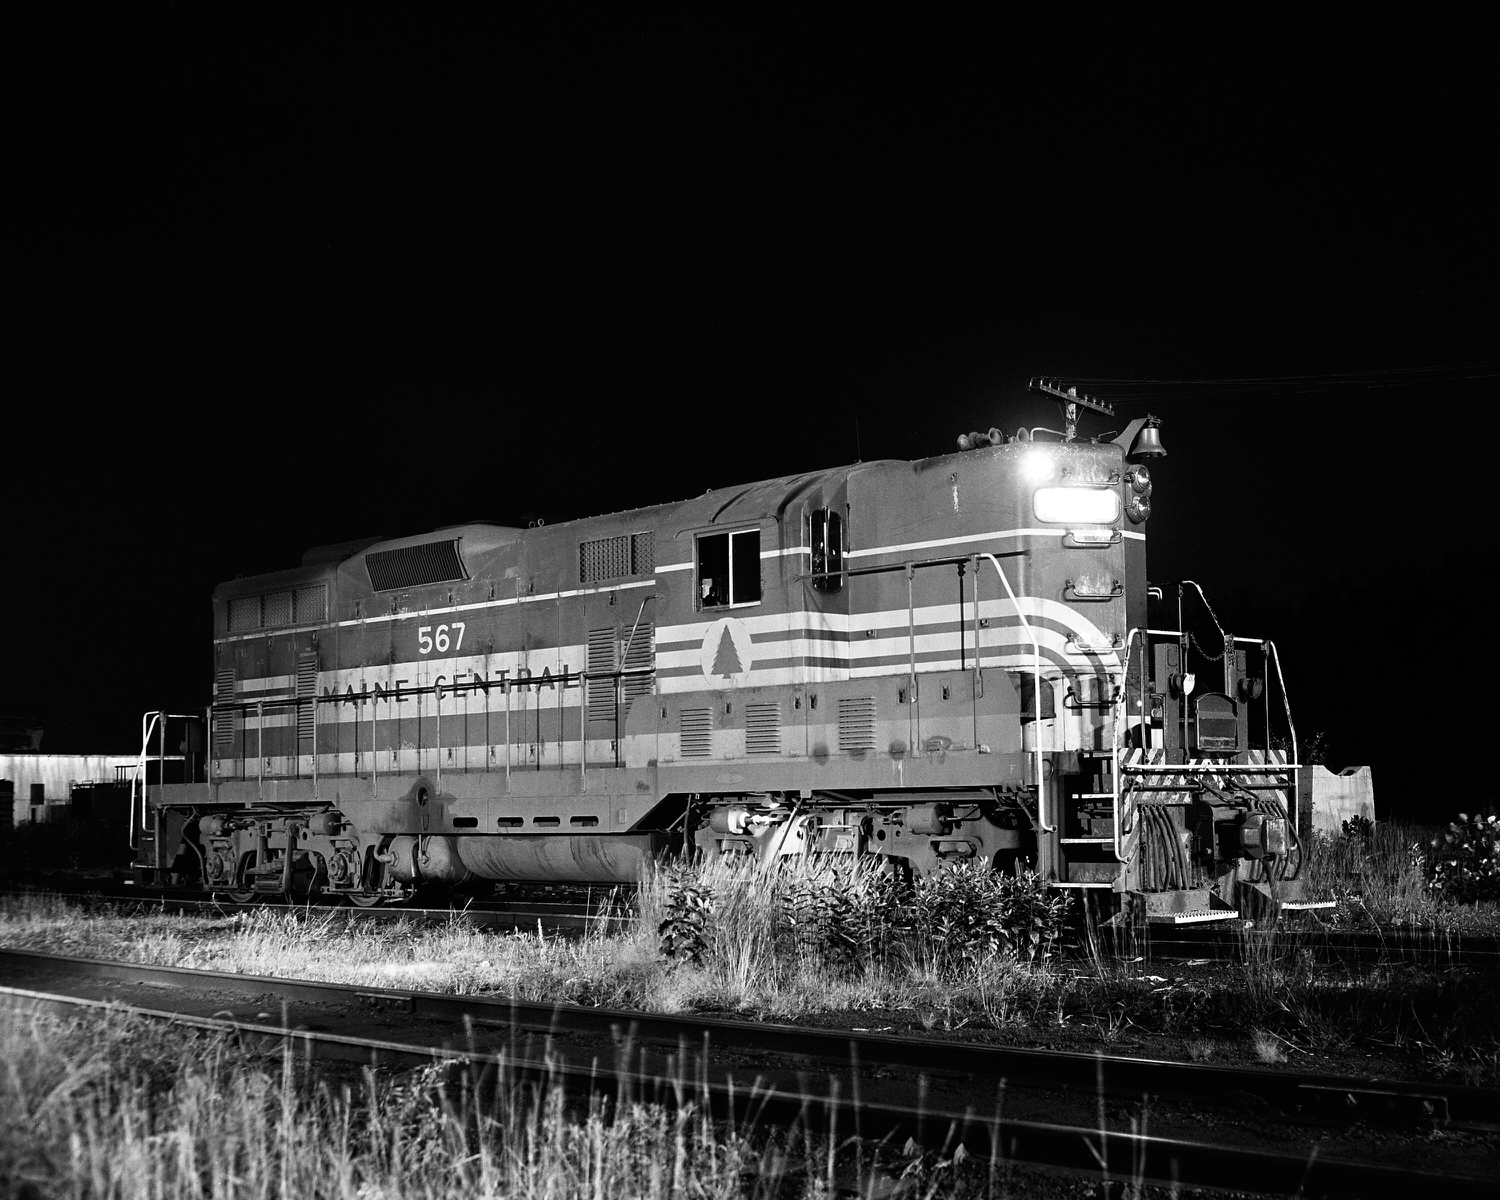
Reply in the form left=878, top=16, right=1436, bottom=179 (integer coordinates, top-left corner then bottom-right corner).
left=745, top=702, right=780, bottom=754
left=213, top=669, right=236, bottom=748
left=366, top=540, right=467, bottom=591
left=228, top=597, right=259, bottom=632
left=680, top=708, right=712, bottom=757
left=296, top=654, right=318, bottom=740
left=837, top=696, right=877, bottom=751
left=632, top=532, right=655, bottom=574
left=294, top=585, right=326, bottom=624
left=227, top=586, right=327, bottom=633
left=581, top=535, right=630, bottom=582
left=262, top=590, right=293, bottom=627
left=579, top=531, right=655, bottom=583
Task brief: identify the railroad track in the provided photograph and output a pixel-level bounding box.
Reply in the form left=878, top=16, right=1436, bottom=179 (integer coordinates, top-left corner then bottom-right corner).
left=1113, top=924, right=1500, bottom=967
left=1, top=948, right=1494, bottom=1196
left=12, top=882, right=1500, bottom=971
left=2, top=884, right=632, bottom=934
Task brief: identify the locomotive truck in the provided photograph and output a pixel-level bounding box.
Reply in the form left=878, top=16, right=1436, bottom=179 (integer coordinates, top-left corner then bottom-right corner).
left=131, top=384, right=1326, bottom=923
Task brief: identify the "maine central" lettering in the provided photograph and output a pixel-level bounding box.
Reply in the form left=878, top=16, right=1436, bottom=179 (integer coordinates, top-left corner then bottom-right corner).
left=322, top=666, right=578, bottom=706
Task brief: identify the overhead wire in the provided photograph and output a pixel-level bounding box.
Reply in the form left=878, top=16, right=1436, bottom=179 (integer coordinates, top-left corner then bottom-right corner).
left=1038, top=361, right=1499, bottom=405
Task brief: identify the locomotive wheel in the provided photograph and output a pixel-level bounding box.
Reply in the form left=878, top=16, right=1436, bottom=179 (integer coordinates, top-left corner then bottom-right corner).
left=346, top=846, right=390, bottom=906
left=224, top=850, right=259, bottom=905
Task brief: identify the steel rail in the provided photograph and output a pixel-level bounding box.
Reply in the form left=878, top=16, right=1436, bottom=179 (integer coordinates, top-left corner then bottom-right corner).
left=3, top=948, right=1494, bottom=1133
left=3, top=888, right=633, bottom=933
left=10, top=886, right=1500, bottom=965
left=0, top=979, right=1490, bottom=1198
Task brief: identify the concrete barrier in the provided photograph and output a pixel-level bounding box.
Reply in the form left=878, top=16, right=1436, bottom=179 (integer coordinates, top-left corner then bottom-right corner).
left=1, top=755, right=137, bottom=826
left=1299, top=765, right=1375, bottom=835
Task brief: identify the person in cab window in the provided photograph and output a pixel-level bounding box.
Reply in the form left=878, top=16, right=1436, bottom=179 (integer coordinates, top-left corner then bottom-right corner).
left=701, top=577, right=725, bottom=607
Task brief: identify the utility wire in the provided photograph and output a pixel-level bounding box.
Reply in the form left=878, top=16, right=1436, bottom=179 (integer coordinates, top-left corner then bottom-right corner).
left=1049, top=361, right=1498, bottom=404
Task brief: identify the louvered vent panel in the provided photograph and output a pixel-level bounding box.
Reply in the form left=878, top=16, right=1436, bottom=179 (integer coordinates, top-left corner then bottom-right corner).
left=680, top=708, right=713, bottom=757
left=228, top=597, right=260, bottom=632
left=296, top=654, right=318, bottom=740
left=586, top=628, right=617, bottom=723
left=621, top=619, right=655, bottom=701
left=837, top=697, right=877, bottom=751
left=745, top=702, right=780, bottom=754
left=262, top=590, right=293, bottom=627
left=213, top=669, right=237, bottom=748
left=365, top=540, right=467, bottom=591
left=294, top=585, right=327, bottom=624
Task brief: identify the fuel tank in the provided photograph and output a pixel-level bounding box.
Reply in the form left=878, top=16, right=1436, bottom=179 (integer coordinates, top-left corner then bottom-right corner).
left=455, top=832, right=668, bottom=883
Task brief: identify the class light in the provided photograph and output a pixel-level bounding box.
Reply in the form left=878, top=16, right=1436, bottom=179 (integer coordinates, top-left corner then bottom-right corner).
left=1021, top=450, right=1058, bottom=483
left=1034, top=486, right=1120, bottom=525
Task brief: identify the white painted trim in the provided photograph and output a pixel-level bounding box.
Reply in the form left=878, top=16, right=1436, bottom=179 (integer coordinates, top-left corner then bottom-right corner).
left=214, top=578, right=657, bottom=644
left=845, top=528, right=1065, bottom=559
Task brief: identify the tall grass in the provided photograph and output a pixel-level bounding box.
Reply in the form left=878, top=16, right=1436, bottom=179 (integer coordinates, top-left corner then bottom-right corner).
left=3, top=837, right=1499, bottom=1084
left=3, top=1007, right=938, bottom=1200
left=1302, top=820, right=1500, bottom=934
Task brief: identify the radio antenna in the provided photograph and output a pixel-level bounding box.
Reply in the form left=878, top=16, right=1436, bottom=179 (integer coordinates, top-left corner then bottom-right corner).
left=1030, top=378, right=1115, bottom=441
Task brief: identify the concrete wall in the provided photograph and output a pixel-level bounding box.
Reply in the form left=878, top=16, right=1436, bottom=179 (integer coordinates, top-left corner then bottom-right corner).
left=1298, top=765, right=1375, bottom=835
left=1, top=754, right=138, bottom=827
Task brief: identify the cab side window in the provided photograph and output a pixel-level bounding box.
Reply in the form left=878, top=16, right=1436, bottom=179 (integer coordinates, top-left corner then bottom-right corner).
left=696, top=529, right=761, bottom=609
left=810, top=508, right=843, bottom=593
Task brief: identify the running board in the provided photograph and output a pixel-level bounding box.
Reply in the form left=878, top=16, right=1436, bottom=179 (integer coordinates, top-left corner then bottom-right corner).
left=1151, top=908, right=1240, bottom=926
left=1134, top=889, right=1240, bottom=926
left=1241, top=880, right=1336, bottom=918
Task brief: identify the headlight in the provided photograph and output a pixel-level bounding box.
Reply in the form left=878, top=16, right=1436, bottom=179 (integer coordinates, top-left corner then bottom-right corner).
left=1125, top=464, right=1152, bottom=496
left=1021, top=450, right=1058, bottom=483
left=1034, top=487, right=1119, bottom=525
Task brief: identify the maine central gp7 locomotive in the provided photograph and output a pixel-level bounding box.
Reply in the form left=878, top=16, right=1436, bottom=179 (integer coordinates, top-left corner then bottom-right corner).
left=131, top=384, right=1327, bottom=923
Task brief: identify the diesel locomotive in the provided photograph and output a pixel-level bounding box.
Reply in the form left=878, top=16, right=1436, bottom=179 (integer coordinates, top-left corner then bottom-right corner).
left=131, top=384, right=1326, bottom=923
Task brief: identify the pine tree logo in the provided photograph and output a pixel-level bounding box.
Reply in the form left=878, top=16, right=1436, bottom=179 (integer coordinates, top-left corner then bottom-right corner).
left=699, top=618, right=753, bottom=685
left=711, top=628, right=742, bottom=677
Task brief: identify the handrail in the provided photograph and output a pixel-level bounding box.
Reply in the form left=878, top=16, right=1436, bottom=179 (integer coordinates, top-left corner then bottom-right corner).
left=1119, top=762, right=1302, bottom=774
left=131, top=711, right=162, bottom=852
left=370, top=698, right=378, bottom=798
left=1111, top=628, right=1145, bottom=863
left=1178, top=581, right=1228, bottom=643
left=978, top=553, right=1053, bottom=831
left=256, top=702, right=264, bottom=800
left=1265, top=639, right=1298, bottom=830
left=131, top=711, right=203, bottom=852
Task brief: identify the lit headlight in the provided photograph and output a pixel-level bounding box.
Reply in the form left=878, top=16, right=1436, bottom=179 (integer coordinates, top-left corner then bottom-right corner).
left=1034, top=487, right=1119, bottom=525
left=1021, top=450, right=1058, bottom=483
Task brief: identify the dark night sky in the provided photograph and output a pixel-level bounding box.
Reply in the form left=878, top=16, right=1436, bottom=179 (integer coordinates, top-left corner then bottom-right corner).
left=7, top=16, right=1496, bottom=820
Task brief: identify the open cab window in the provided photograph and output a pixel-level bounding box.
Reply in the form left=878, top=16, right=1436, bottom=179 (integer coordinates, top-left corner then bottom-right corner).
left=697, top=529, right=761, bottom=609
left=810, top=508, right=843, bottom=592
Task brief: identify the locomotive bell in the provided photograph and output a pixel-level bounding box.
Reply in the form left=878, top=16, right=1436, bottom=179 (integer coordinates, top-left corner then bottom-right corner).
left=1132, top=423, right=1166, bottom=458
left=1111, top=415, right=1166, bottom=461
